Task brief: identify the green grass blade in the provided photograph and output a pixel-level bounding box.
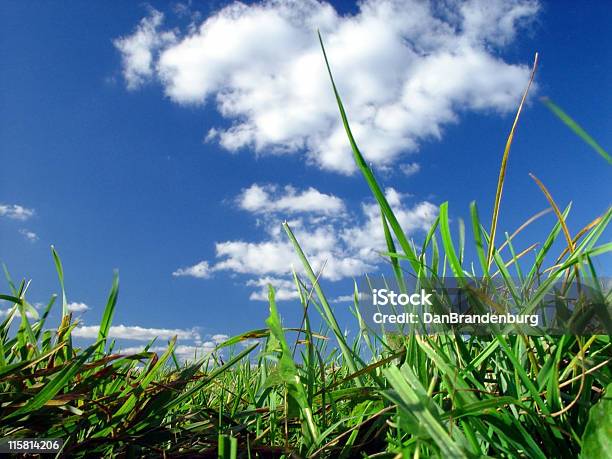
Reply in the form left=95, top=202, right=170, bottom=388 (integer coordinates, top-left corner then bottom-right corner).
left=95, top=271, right=119, bottom=359
left=541, top=97, right=612, bottom=165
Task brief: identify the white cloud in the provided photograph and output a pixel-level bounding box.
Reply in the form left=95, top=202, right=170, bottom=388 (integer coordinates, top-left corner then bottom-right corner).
left=331, top=294, right=354, bottom=303
left=211, top=333, right=229, bottom=344
left=0, top=307, right=37, bottom=319
left=66, top=302, right=90, bottom=313
left=238, top=184, right=345, bottom=215
left=247, top=277, right=300, bottom=301
left=19, top=229, right=38, bottom=242
left=175, top=184, right=437, bottom=299
left=0, top=204, right=34, bottom=221
left=119, top=343, right=217, bottom=361
left=341, top=188, right=437, bottom=260
left=331, top=292, right=367, bottom=303
left=399, top=162, right=420, bottom=177
left=214, top=240, right=297, bottom=277
left=117, top=332, right=234, bottom=361
left=116, top=0, right=539, bottom=173
left=114, top=9, right=176, bottom=89
left=172, top=260, right=211, bottom=278
left=73, top=324, right=200, bottom=341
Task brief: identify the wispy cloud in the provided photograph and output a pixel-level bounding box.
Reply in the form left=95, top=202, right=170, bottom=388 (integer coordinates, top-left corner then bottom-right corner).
left=0, top=204, right=35, bottom=221
left=19, top=229, right=39, bottom=242
left=399, top=163, right=420, bottom=177
left=116, top=0, right=539, bottom=174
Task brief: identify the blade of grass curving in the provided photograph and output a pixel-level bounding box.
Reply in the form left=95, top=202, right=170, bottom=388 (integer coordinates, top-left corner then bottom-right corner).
left=524, top=203, right=571, bottom=288
left=318, top=32, right=420, bottom=272
left=162, top=343, right=258, bottom=411
left=504, top=232, right=524, bottom=285
left=529, top=173, right=574, bottom=254
left=554, top=213, right=604, bottom=264
left=497, top=208, right=552, bottom=254
left=266, top=285, right=319, bottom=445
left=3, top=341, right=99, bottom=421
left=487, top=53, right=539, bottom=267
left=439, top=202, right=465, bottom=280
left=33, top=295, right=56, bottom=340
left=383, top=365, right=468, bottom=458
left=458, top=218, right=466, bottom=266
left=2, top=264, right=18, bottom=297
left=51, top=246, right=68, bottom=316
left=541, top=97, right=612, bottom=165
left=112, top=337, right=177, bottom=418
left=95, top=271, right=119, bottom=360
left=382, top=213, right=407, bottom=294
left=283, top=221, right=365, bottom=383
left=470, top=202, right=489, bottom=276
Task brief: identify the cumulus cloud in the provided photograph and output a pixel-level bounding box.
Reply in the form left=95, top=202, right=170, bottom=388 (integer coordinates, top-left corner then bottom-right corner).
left=116, top=0, right=539, bottom=173
left=172, top=260, right=211, bottom=278
left=238, top=184, right=345, bottom=215
left=341, top=188, right=437, bottom=260
left=0, top=204, right=34, bottom=221
left=73, top=324, right=200, bottom=341
left=66, top=302, right=90, bottom=313
left=19, top=229, right=38, bottom=242
left=175, top=183, right=437, bottom=299
left=114, top=9, right=176, bottom=89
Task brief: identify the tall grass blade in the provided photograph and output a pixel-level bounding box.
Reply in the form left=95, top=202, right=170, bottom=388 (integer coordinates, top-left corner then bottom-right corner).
left=541, top=97, right=612, bottom=165
left=487, top=53, right=539, bottom=266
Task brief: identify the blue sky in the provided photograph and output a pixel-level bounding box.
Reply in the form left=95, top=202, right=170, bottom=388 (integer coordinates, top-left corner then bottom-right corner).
left=1, top=0, right=610, bottom=358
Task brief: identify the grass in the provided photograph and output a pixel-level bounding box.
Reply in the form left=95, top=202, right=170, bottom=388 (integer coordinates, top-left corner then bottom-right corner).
left=0, top=40, right=610, bottom=458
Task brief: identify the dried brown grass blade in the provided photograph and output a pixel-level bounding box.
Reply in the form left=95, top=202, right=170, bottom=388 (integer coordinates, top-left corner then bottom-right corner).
left=487, top=53, right=539, bottom=266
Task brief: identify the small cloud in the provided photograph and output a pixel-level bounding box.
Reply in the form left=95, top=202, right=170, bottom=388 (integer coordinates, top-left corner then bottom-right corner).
left=0, top=204, right=34, bottom=221
left=172, top=261, right=211, bottom=278
left=0, top=307, right=37, bottom=319
left=247, top=277, right=299, bottom=301
left=332, top=294, right=355, bottom=303
left=399, top=162, right=421, bottom=177
left=66, top=302, right=90, bottom=313
left=211, top=334, right=229, bottom=344
left=73, top=324, right=201, bottom=341
left=332, top=292, right=369, bottom=303
left=19, top=229, right=39, bottom=242
left=238, top=184, right=345, bottom=216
